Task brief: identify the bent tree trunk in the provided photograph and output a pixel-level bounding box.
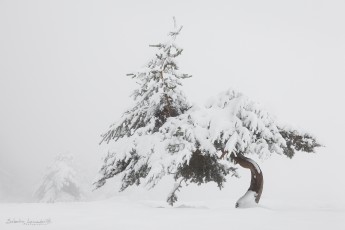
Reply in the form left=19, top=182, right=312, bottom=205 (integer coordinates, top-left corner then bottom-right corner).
left=230, top=152, right=263, bottom=208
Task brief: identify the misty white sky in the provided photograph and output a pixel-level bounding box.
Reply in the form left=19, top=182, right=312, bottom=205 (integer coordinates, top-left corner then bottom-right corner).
left=1, top=0, right=345, bottom=201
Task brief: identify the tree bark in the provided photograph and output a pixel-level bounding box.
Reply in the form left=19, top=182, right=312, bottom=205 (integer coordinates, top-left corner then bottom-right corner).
left=230, top=152, right=263, bottom=208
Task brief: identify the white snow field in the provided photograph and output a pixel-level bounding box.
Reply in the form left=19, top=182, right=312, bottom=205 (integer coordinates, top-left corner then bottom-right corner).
left=1, top=147, right=344, bottom=230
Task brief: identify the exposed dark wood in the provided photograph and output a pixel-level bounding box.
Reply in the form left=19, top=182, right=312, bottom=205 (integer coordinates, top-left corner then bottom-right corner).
left=230, top=152, right=263, bottom=206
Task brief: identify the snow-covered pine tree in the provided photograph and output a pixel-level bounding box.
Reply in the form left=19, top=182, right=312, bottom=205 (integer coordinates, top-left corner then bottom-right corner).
left=95, top=19, right=321, bottom=207
left=162, top=89, right=320, bottom=207
left=94, top=18, right=236, bottom=200
left=94, top=18, right=191, bottom=191
left=35, top=154, right=82, bottom=203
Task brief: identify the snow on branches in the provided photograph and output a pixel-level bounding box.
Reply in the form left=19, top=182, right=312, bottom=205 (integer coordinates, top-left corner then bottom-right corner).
left=95, top=19, right=320, bottom=206
left=100, top=18, right=191, bottom=145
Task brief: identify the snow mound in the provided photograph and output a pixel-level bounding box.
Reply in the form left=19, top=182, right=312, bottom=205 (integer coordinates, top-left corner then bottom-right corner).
left=236, top=190, right=258, bottom=208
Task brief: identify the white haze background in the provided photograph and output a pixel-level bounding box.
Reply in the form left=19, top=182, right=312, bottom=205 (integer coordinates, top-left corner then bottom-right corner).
left=0, top=0, right=345, bottom=214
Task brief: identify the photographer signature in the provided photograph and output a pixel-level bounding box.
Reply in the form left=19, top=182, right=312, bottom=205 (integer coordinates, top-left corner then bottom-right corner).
left=6, top=218, right=52, bottom=225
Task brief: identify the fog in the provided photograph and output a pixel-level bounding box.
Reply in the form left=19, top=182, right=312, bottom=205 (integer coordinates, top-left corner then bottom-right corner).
left=1, top=0, right=344, bottom=202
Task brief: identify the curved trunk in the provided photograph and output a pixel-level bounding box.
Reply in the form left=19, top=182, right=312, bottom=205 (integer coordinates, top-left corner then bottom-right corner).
left=230, top=152, right=263, bottom=208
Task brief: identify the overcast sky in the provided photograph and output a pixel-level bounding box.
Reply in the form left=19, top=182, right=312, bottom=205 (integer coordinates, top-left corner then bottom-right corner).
left=1, top=0, right=344, bottom=201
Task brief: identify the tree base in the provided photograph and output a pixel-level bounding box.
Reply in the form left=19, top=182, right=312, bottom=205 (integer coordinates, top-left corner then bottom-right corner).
left=235, top=190, right=259, bottom=208
left=230, top=152, right=263, bottom=208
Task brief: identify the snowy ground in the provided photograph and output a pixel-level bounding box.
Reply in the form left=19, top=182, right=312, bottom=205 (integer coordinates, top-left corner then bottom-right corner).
left=1, top=196, right=344, bottom=230
left=1, top=147, right=345, bottom=230
left=0, top=198, right=343, bottom=230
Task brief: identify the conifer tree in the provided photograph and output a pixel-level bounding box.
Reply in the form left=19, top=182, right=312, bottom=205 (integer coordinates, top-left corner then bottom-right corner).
left=168, top=89, right=320, bottom=207
left=35, top=154, right=82, bottom=203
left=94, top=18, right=198, bottom=193
left=95, top=19, right=320, bottom=207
